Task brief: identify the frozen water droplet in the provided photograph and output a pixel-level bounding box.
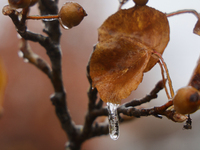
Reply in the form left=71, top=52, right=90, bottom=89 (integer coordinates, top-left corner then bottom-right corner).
left=60, top=23, right=70, bottom=30
left=17, top=33, right=22, bottom=39
left=23, top=58, right=29, bottom=63
left=59, top=18, right=70, bottom=30
left=18, top=51, right=24, bottom=58
left=107, top=102, right=120, bottom=140
left=18, top=13, right=22, bottom=21
left=43, top=18, right=57, bottom=21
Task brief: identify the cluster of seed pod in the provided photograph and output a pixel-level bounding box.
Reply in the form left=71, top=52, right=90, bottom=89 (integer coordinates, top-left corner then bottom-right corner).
left=58, top=2, right=87, bottom=29
left=7, top=0, right=87, bottom=29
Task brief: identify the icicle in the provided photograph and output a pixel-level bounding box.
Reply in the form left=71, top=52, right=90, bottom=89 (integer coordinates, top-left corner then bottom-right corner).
left=43, top=18, right=57, bottom=21
left=18, top=51, right=24, bottom=58
left=107, top=102, right=120, bottom=140
left=59, top=18, right=70, bottom=30
left=23, top=58, right=29, bottom=63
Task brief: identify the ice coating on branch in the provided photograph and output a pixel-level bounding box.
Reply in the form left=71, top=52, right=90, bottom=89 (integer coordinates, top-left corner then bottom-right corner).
left=43, top=18, right=57, bottom=22
left=107, top=102, right=120, bottom=140
left=59, top=18, right=70, bottom=30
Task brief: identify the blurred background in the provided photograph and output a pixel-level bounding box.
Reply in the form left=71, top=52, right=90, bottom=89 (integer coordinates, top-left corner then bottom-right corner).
left=0, top=0, right=200, bottom=149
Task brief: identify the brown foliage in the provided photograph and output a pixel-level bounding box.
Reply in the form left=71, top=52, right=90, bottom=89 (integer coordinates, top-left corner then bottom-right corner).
left=90, top=5, right=169, bottom=104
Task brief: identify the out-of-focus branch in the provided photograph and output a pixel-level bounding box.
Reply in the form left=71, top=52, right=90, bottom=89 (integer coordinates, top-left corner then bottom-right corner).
left=3, top=1, right=78, bottom=149
left=2, top=5, right=48, bottom=45
left=37, top=1, right=78, bottom=147
left=19, top=38, right=52, bottom=78
left=118, top=0, right=129, bottom=10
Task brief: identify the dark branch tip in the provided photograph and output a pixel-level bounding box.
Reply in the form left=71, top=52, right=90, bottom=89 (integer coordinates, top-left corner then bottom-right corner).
left=156, top=79, right=165, bottom=90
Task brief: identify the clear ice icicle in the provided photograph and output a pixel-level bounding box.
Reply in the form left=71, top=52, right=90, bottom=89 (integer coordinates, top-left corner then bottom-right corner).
left=43, top=18, right=57, bottom=21
left=107, top=102, right=120, bottom=140
left=18, top=51, right=24, bottom=58
left=59, top=18, right=70, bottom=30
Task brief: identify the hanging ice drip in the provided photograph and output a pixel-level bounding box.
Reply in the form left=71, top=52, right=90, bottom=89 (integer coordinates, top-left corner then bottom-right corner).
left=107, top=102, right=120, bottom=140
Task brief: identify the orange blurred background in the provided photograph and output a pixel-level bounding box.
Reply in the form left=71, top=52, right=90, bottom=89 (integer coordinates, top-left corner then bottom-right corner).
left=0, top=0, right=200, bottom=150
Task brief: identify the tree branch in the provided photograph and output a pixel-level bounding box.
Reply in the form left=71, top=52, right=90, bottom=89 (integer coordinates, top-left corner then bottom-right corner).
left=3, top=1, right=78, bottom=148
left=19, top=38, right=52, bottom=78
left=124, top=80, right=164, bottom=107
left=37, top=0, right=78, bottom=145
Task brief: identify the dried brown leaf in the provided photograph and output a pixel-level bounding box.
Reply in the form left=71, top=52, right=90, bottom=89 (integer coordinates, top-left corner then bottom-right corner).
left=90, top=5, right=169, bottom=104
left=98, top=5, right=169, bottom=72
left=90, top=36, right=152, bottom=104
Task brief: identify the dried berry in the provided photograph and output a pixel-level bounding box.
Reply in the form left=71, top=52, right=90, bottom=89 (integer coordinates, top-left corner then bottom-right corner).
left=133, top=0, right=149, bottom=6
left=58, top=2, right=87, bottom=29
left=8, top=0, right=31, bottom=9
left=173, top=86, right=200, bottom=114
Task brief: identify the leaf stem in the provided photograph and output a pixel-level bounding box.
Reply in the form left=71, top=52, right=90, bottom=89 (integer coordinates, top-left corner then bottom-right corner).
left=153, top=52, right=175, bottom=99
left=166, top=9, right=200, bottom=19
left=26, top=15, right=59, bottom=20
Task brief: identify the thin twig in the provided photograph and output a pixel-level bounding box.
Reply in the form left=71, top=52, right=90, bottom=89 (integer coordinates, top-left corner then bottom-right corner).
left=166, top=9, right=200, bottom=19
left=158, top=61, right=170, bottom=99
left=154, top=51, right=175, bottom=98
left=2, top=5, right=48, bottom=44
left=124, top=80, right=164, bottom=107
left=117, top=80, right=186, bottom=122
left=26, top=15, right=59, bottom=20
left=3, top=1, right=78, bottom=149
left=19, top=38, right=52, bottom=78
left=118, top=0, right=129, bottom=10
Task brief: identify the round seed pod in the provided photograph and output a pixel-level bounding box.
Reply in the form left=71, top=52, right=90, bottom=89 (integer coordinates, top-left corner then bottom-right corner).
left=173, top=86, right=200, bottom=114
left=8, top=0, right=31, bottom=9
left=58, top=2, right=87, bottom=29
